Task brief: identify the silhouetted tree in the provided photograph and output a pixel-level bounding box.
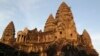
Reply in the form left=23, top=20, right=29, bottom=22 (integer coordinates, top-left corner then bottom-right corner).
left=61, top=44, right=89, bottom=56
left=46, top=44, right=57, bottom=56
left=29, top=52, right=39, bottom=56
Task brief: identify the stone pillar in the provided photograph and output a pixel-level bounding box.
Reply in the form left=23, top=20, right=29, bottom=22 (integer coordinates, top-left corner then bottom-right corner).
left=39, top=46, right=47, bottom=56
left=56, top=51, right=62, bottom=56
left=40, top=52, right=47, bottom=56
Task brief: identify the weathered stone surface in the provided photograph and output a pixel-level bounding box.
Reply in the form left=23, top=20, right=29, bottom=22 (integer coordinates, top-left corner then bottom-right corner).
left=0, top=2, right=98, bottom=56
left=81, top=29, right=93, bottom=49
left=77, top=29, right=98, bottom=56
left=44, top=14, right=55, bottom=32
left=1, top=21, right=15, bottom=46
left=55, top=2, right=78, bottom=46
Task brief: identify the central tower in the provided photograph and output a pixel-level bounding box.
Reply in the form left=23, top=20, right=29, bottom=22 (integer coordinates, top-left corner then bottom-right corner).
left=55, top=2, right=78, bottom=45
left=44, top=2, right=78, bottom=46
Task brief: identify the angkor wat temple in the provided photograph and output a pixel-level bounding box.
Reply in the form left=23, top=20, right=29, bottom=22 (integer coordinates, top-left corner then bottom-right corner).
left=0, top=2, right=98, bottom=56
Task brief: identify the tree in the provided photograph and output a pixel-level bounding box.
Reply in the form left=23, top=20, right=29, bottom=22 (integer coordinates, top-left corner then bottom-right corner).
left=46, top=44, right=57, bottom=56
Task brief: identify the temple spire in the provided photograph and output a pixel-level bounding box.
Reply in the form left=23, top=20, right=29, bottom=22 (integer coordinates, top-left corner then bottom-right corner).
left=55, top=2, right=73, bottom=22
left=55, top=2, right=78, bottom=46
left=44, top=14, right=55, bottom=32
left=46, top=14, right=55, bottom=23
left=1, top=21, right=15, bottom=46
left=3, top=21, right=15, bottom=37
left=82, top=29, right=93, bottom=48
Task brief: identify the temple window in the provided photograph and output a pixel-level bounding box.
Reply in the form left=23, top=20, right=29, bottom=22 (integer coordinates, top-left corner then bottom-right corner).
left=60, top=31, right=62, bottom=34
left=70, top=34, right=72, bottom=37
left=18, top=35, right=20, bottom=37
left=55, top=36, right=57, bottom=38
left=22, top=35, right=24, bottom=37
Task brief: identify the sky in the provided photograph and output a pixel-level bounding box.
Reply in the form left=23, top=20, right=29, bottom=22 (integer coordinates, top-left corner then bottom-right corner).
left=0, top=0, right=100, bottom=54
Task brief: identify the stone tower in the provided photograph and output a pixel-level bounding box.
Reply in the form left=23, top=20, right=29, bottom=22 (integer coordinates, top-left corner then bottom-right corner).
left=0, top=2, right=98, bottom=56
left=1, top=21, right=15, bottom=46
left=44, top=14, right=55, bottom=32
left=81, top=29, right=93, bottom=49
left=55, top=2, right=78, bottom=46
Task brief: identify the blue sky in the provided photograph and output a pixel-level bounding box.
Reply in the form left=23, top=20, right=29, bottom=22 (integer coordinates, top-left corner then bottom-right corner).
left=0, top=0, right=100, bottom=54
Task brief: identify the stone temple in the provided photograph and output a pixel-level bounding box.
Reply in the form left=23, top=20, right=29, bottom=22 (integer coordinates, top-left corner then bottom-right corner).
left=0, top=2, right=98, bottom=56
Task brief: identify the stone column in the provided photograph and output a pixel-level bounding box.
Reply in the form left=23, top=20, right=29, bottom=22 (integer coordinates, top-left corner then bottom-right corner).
left=39, top=46, right=47, bottom=56
left=40, top=52, right=47, bottom=56
left=56, top=51, right=62, bottom=56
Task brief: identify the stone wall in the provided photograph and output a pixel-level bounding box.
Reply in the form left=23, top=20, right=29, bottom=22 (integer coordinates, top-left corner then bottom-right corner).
left=0, top=2, right=98, bottom=56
